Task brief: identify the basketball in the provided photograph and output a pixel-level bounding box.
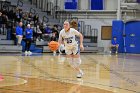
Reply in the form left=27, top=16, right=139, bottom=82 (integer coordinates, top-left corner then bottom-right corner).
left=48, top=41, right=60, bottom=51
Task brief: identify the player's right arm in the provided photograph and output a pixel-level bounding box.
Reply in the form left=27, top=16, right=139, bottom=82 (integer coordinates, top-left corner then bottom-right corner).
left=58, top=30, right=63, bottom=45
left=58, top=31, right=64, bottom=54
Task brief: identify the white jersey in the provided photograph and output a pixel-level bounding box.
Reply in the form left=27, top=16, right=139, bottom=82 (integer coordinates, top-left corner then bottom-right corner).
left=59, top=28, right=80, bottom=49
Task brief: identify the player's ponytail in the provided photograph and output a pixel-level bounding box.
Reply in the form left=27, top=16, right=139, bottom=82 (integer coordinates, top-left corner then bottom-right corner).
left=70, top=19, right=78, bottom=30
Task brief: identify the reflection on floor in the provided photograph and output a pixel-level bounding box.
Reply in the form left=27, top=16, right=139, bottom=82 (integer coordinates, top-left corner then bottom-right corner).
left=0, top=53, right=139, bottom=93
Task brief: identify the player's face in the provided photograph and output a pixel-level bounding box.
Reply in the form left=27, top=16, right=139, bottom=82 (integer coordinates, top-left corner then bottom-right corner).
left=64, top=22, right=70, bottom=31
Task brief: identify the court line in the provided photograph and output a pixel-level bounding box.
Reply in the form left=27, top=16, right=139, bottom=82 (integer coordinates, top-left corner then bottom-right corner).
left=2, top=72, right=139, bottom=93
left=0, top=88, right=39, bottom=93
left=2, top=55, right=137, bottom=93
left=88, top=56, right=139, bottom=93
left=17, top=55, right=139, bottom=93
left=0, top=74, right=36, bottom=93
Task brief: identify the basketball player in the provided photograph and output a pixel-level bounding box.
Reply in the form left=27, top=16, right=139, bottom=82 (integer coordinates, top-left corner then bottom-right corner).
left=58, top=20, right=84, bottom=78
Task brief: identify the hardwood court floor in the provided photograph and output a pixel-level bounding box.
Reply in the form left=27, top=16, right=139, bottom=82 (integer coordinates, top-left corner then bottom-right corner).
left=0, top=53, right=139, bottom=93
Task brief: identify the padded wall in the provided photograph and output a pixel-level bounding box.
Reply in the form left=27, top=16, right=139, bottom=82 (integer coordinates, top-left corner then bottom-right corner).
left=112, top=20, right=124, bottom=53
left=125, top=21, right=140, bottom=53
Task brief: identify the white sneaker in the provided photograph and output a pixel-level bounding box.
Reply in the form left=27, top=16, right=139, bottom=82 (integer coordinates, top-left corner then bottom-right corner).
left=28, top=51, right=32, bottom=56
left=25, top=51, right=28, bottom=56
left=77, top=71, right=84, bottom=78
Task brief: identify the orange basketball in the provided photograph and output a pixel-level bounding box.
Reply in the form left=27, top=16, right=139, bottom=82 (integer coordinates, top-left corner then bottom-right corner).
left=48, top=41, right=59, bottom=51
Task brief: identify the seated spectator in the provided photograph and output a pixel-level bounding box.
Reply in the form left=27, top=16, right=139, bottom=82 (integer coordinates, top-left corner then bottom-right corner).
left=36, top=25, right=43, bottom=41
left=33, top=14, right=39, bottom=26
left=51, top=25, right=59, bottom=40
left=110, top=37, right=119, bottom=54
left=50, top=32, right=57, bottom=41
left=43, top=25, right=52, bottom=41
left=27, top=12, right=33, bottom=23
left=15, top=8, right=22, bottom=22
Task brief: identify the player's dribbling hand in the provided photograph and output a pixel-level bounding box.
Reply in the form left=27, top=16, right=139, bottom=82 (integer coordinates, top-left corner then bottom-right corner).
left=80, top=44, right=84, bottom=51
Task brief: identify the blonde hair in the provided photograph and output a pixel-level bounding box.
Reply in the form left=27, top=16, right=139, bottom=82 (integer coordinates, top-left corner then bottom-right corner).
left=64, top=20, right=70, bottom=25
left=70, top=20, right=78, bottom=30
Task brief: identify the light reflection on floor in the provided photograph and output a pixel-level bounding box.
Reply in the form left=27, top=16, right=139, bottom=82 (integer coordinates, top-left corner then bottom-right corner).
left=0, top=53, right=139, bottom=93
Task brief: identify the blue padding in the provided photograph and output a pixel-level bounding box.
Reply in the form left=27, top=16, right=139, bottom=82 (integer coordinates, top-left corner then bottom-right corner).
left=125, top=21, right=140, bottom=53
left=65, top=2, right=77, bottom=9
left=91, top=0, right=103, bottom=10
left=112, top=20, right=124, bottom=53
left=22, top=41, right=43, bottom=53
left=29, top=44, right=43, bottom=53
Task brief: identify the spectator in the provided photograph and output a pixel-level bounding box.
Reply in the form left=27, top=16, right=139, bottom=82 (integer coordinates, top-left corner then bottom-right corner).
left=33, top=14, right=39, bottom=26
left=22, top=12, right=28, bottom=26
left=11, top=25, right=17, bottom=45
left=43, top=25, right=52, bottom=41
left=36, top=25, right=43, bottom=41
left=8, top=9, right=14, bottom=21
left=2, top=14, right=8, bottom=35
left=15, top=8, right=20, bottom=22
left=16, top=21, right=23, bottom=46
left=51, top=25, right=59, bottom=40
left=28, top=12, right=33, bottom=23
left=50, top=32, right=57, bottom=41
left=0, top=12, right=2, bottom=34
left=25, top=24, right=33, bottom=55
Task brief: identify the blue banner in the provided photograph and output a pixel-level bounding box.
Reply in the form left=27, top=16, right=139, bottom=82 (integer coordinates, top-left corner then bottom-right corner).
left=64, top=0, right=78, bottom=10
left=91, top=0, right=103, bottom=10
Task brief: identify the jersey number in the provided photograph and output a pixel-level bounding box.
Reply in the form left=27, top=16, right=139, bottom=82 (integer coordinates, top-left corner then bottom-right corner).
left=67, top=39, right=72, bottom=44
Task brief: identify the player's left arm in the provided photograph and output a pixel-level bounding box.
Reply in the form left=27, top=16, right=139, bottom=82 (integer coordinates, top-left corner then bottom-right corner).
left=74, top=29, right=84, bottom=51
left=79, top=32, right=84, bottom=51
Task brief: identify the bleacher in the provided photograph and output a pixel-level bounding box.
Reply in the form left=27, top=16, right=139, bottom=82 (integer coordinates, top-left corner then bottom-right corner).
left=0, top=34, right=22, bottom=52
left=0, top=0, right=104, bottom=53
